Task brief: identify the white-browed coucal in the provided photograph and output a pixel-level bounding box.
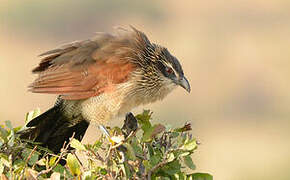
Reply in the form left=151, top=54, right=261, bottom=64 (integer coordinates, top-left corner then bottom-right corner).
left=21, top=27, right=190, bottom=153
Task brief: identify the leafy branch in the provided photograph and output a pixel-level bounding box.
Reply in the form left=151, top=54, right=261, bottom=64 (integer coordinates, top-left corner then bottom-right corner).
left=0, top=109, right=213, bottom=180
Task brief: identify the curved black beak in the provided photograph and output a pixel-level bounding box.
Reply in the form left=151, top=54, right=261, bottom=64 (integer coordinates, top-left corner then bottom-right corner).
left=179, top=76, right=191, bottom=93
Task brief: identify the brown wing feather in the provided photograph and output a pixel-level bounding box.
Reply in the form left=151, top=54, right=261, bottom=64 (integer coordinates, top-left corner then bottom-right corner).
left=30, top=31, right=137, bottom=100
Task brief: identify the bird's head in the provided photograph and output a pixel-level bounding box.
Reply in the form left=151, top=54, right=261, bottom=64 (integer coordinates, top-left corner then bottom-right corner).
left=153, top=46, right=191, bottom=93
left=130, top=28, right=191, bottom=95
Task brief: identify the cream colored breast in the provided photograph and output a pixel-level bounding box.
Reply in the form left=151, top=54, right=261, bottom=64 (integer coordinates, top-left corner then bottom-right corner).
left=80, top=75, right=177, bottom=124
left=80, top=81, right=134, bottom=124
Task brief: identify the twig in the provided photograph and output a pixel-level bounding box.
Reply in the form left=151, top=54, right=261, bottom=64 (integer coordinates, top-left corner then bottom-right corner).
left=88, top=148, right=105, bottom=162
left=37, top=144, right=67, bottom=177
left=110, top=130, right=136, bottom=150
left=146, top=150, right=175, bottom=180
left=72, top=151, right=84, bottom=170
left=104, top=129, right=137, bottom=163
left=37, top=133, right=75, bottom=177
left=19, top=145, right=38, bottom=179
left=25, top=145, right=38, bottom=166
left=147, top=159, right=168, bottom=180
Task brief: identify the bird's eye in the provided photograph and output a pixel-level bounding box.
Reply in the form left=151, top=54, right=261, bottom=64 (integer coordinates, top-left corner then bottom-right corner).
left=166, top=67, right=174, bottom=75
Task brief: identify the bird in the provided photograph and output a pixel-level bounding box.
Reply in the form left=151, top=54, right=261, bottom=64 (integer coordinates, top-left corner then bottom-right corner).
left=20, top=27, right=191, bottom=154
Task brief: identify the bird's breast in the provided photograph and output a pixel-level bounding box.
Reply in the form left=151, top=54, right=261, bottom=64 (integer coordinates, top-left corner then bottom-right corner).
left=79, top=76, right=176, bottom=124
left=80, top=81, right=136, bottom=124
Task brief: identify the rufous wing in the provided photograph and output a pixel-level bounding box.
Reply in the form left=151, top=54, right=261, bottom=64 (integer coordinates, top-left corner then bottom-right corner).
left=29, top=34, right=136, bottom=100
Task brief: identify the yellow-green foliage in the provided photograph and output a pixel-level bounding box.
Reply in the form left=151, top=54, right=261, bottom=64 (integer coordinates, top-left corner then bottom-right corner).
left=0, top=110, right=212, bottom=180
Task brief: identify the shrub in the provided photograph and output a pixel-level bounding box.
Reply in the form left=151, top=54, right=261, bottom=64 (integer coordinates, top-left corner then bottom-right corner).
left=0, top=109, right=212, bottom=180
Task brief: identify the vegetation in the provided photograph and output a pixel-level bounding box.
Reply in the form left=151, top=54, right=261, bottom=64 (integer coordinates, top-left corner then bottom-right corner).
left=0, top=109, right=212, bottom=180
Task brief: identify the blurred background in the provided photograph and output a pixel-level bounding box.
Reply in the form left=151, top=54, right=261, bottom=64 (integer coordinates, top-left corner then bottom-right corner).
left=1, top=0, right=290, bottom=179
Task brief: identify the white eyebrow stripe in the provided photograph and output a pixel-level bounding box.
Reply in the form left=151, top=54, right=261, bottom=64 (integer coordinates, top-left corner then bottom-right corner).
left=163, top=61, right=179, bottom=77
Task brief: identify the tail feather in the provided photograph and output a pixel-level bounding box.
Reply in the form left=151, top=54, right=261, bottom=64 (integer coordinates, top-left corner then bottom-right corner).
left=20, top=102, right=89, bottom=154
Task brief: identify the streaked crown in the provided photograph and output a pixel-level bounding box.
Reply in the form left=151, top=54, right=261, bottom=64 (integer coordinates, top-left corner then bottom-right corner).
left=130, top=27, right=190, bottom=94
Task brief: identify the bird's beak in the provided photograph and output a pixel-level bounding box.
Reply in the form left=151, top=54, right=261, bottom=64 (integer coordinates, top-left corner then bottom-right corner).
left=178, top=76, right=191, bottom=93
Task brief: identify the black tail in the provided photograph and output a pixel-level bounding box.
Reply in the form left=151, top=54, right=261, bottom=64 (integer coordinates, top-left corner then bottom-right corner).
left=20, top=100, right=89, bottom=154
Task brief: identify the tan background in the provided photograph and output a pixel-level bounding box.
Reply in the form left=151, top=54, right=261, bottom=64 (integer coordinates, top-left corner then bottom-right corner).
left=1, top=0, right=290, bottom=179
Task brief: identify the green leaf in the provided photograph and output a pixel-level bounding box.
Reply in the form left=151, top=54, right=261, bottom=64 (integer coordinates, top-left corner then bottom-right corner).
left=167, top=152, right=175, bottom=163
left=99, top=168, right=107, bottom=175
left=136, top=110, right=152, bottom=132
left=183, top=155, right=196, bottom=170
left=149, top=153, right=162, bottom=167
left=13, top=126, right=22, bottom=133
left=36, top=158, right=46, bottom=166
left=54, top=164, right=74, bottom=179
left=49, top=156, right=57, bottom=166
left=70, top=138, right=86, bottom=151
left=0, top=109, right=212, bottom=179
left=93, top=140, right=103, bottom=150
left=142, top=124, right=165, bottom=142
left=7, top=129, right=15, bottom=147
left=143, top=160, right=152, bottom=171
left=21, top=149, right=39, bottom=166
left=177, top=133, right=187, bottom=146
left=0, top=126, right=8, bottom=143
left=25, top=108, right=41, bottom=123
left=188, top=173, right=213, bottom=180
left=174, top=172, right=187, bottom=180
left=147, top=143, right=154, bottom=157
left=0, top=160, right=4, bottom=174
left=0, top=153, right=10, bottom=167
left=130, top=136, right=143, bottom=155
left=142, top=128, right=154, bottom=142
left=12, top=159, right=25, bottom=174
left=5, top=121, right=13, bottom=130
left=136, top=110, right=152, bottom=122
left=66, top=153, right=81, bottom=176
left=159, top=160, right=181, bottom=176
left=170, top=131, right=179, bottom=138
left=179, top=151, right=190, bottom=157
left=123, top=143, right=136, bottom=160
left=53, top=164, right=67, bottom=174
left=28, top=152, right=39, bottom=166
left=124, top=162, right=133, bottom=179
left=181, top=139, right=197, bottom=151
